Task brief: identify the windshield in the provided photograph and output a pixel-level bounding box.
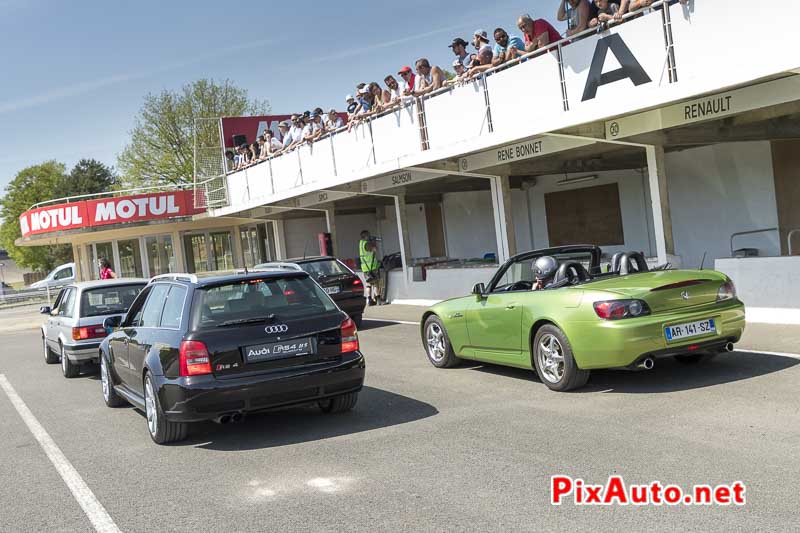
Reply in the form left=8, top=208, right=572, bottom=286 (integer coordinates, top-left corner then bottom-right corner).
left=300, top=259, right=350, bottom=280
left=191, top=276, right=338, bottom=329
left=80, top=284, right=145, bottom=318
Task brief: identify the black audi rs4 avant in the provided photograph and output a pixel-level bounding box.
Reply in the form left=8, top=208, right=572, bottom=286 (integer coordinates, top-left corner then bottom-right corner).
left=99, top=270, right=365, bottom=444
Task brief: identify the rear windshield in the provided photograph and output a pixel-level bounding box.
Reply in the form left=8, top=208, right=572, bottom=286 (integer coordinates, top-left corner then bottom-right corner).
left=80, top=284, right=145, bottom=318
left=192, top=276, right=338, bottom=329
left=300, top=259, right=350, bottom=281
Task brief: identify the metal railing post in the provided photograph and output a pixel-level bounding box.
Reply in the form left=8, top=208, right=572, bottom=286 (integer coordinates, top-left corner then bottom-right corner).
left=367, top=121, right=377, bottom=165
left=557, top=43, right=569, bottom=112
left=661, top=1, right=678, bottom=82
left=296, top=149, right=304, bottom=186
left=329, top=134, right=338, bottom=176
left=480, top=76, right=494, bottom=134
left=268, top=158, right=275, bottom=195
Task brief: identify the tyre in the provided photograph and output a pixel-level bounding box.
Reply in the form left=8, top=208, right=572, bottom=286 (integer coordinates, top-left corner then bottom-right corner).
left=61, top=345, right=79, bottom=378
left=675, top=353, right=718, bottom=365
left=422, top=315, right=461, bottom=368
left=352, top=314, right=363, bottom=329
left=533, top=325, right=589, bottom=392
left=100, top=356, right=127, bottom=407
left=144, top=373, right=188, bottom=444
left=318, top=392, right=359, bottom=414
left=43, top=336, right=59, bottom=364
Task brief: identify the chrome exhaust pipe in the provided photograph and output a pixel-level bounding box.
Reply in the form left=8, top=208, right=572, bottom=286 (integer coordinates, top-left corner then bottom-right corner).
left=725, top=342, right=735, bottom=352
left=231, top=413, right=244, bottom=423
left=637, top=357, right=655, bottom=370
left=217, top=414, right=232, bottom=425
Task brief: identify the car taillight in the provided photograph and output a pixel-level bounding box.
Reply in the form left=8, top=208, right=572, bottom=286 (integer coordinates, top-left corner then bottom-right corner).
left=341, top=318, right=359, bottom=353
left=593, top=299, right=650, bottom=320
left=72, top=326, right=107, bottom=341
left=351, top=278, right=364, bottom=293
left=717, top=280, right=736, bottom=302
left=179, top=340, right=212, bottom=376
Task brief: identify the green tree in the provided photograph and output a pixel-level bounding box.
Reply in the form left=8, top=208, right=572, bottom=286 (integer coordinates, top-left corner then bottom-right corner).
left=118, top=78, right=270, bottom=187
left=59, top=158, right=117, bottom=196
left=0, top=161, right=72, bottom=271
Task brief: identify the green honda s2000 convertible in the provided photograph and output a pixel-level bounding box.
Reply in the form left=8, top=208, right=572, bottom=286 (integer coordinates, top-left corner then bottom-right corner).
left=420, top=245, right=745, bottom=392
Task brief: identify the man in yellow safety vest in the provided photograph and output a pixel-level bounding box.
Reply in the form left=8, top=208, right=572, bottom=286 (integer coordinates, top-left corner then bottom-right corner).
left=359, top=230, right=379, bottom=305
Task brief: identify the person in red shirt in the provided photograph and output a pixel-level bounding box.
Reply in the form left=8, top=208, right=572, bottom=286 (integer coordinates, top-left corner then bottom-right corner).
left=516, top=13, right=562, bottom=55
left=397, top=66, right=416, bottom=97
left=98, top=258, right=116, bottom=280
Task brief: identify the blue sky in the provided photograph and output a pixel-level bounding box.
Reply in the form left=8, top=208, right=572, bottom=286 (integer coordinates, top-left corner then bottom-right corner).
left=0, top=0, right=562, bottom=195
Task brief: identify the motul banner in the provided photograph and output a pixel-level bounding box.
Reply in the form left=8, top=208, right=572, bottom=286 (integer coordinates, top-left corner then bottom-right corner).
left=19, top=190, right=204, bottom=237
left=221, top=113, right=349, bottom=149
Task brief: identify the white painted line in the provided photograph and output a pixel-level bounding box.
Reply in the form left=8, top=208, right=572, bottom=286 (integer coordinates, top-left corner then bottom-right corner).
left=388, top=299, right=441, bottom=307
left=0, top=375, right=121, bottom=533
left=734, top=349, right=800, bottom=360
left=363, top=318, right=420, bottom=326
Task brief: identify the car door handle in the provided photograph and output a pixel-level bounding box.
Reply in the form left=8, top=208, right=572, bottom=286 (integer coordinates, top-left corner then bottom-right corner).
left=506, top=304, right=516, bottom=310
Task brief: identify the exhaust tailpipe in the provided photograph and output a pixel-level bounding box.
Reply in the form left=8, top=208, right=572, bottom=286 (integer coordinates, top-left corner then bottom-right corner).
left=637, top=357, right=655, bottom=370
left=217, top=414, right=232, bottom=425
left=725, top=342, right=735, bottom=352
left=231, top=413, right=244, bottom=423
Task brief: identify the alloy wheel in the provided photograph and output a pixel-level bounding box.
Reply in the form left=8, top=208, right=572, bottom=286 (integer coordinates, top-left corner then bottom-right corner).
left=538, top=334, right=565, bottom=384
left=145, top=378, right=158, bottom=437
left=426, top=323, right=446, bottom=362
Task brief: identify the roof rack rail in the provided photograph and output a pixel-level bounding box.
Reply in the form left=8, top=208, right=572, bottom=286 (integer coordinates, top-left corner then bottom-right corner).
left=149, top=273, right=198, bottom=284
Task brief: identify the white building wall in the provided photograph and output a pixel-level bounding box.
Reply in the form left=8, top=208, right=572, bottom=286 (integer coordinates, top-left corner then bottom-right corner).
left=666, top=141, right=779, bottom=269
left=380, top=203, right=430, bottom=259
left=334, top=212, right=379, bottom=265
left=283, top=217, right=326, bottom=258
left=442, top=191, right=498, bottom=259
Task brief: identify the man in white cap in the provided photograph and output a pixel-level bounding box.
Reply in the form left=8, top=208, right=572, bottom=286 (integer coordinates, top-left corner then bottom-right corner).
left=345, top=94, right=357, bottom=120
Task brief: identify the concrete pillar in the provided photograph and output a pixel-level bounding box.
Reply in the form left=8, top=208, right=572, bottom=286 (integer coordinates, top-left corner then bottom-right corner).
left=171, top=231, right=185, bottom=273
left=645, top=145, right=676, bottom=264
left=71, top=244, right=84, bottom=282
left=394, top=195, right=412, bottom=288
left=489, top=175, right=517, bottom=263
left=273, top=219, right=287, bottom=260
left=231, top=225, right=244, bottom=268
left=323, top=206, right=337, bottom=256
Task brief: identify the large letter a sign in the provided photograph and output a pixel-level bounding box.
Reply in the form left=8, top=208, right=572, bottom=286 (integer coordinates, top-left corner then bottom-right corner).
left=582, top=34, right=652, bottom=101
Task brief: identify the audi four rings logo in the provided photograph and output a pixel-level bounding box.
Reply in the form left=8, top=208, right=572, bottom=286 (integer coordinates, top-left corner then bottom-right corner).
left=265, top=324, right=289, bottom=334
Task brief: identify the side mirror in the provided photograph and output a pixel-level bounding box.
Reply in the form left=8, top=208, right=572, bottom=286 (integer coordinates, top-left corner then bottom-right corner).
left=472, top=283, right=486, bottom=297
left=39, top=306, right=51, bottom=315
left=103, top=316, right=122, bottom=330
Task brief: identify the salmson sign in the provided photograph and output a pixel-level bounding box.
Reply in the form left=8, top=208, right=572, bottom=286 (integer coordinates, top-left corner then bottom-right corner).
left=19, top=190, right=203, bottom=237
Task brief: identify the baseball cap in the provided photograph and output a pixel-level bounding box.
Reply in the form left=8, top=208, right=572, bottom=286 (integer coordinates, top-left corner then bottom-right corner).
left=449, top=37, right=468, bottom=48
left=278, top=121, right=290, bottom=128
left=474, top=29, right=489, bottom=41
left=398, top=65, right=412, bottom=74
left=357, top=87, right=369, bottom=95
left=328, top=108, right=336, bottom=113
left=345, top=94, right=354, bottom=101
left=452, top=59, right=464, bottom=68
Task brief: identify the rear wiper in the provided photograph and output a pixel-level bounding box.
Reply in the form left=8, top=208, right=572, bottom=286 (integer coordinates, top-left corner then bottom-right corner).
left=216, top=314, right=277, bottom=327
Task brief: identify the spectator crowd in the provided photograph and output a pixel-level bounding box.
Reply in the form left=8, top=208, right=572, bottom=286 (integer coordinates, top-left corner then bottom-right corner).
left=226, top=0, right=691, bottom=173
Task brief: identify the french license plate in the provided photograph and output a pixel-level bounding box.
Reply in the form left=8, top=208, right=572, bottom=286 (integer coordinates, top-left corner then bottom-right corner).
left=243, top=337, right=314, bottom=363
left=324, top=286, right=341, bottom=295
left=664, top=319, right=716, bottom=341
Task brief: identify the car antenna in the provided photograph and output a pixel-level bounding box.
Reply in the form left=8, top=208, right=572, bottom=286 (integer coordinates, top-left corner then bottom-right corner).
left=699, top=251, right=707, bottom=270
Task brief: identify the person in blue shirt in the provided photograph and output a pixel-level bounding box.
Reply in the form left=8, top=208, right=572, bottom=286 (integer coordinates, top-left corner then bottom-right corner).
left=491, top=28, right=526, bottom=67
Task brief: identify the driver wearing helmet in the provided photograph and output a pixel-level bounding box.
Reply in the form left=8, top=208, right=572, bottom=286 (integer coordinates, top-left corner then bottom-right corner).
left=533, top=255, right=558, bottom=290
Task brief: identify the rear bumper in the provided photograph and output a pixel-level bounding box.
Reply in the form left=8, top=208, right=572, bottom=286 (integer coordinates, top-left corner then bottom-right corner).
left=568, top=300, right=746, bottom=369
left=63, top=342, right=101, bottom=362
left=335, top=295, right=366, bottom=316
left=154, top=352, right=366, bottom=422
